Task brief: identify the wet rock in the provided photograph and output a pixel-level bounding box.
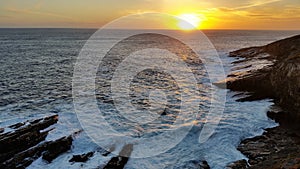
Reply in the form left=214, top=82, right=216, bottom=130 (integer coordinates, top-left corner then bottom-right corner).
left=227, top=159, right=249, bottom=169
left=42, top=136, right=73, bottom=163
left=0, top=115, right=58, bottom=163
left=99, top=145, right=115, bottom=157
left=9, top=122, right=26, bottom=129
left=216, top=35, right=300, bottom=113
left=231, top=126, right=300, bottom=169
left=103, top=144, right=133, bottom=169
left=69, top=152, right=94, bottom=163
left=187, top=160, right=210, bottom=169
left=199, top=160, right=210, bottom=169
left=221, top=35, right=300, bottom=168
left=1, top=135, right=73, bottom=169
left=1, top=139, right=49, bottom=169
left=267, top=111, right=300, bottom=130
left=0, top=115, right=74, bottom=169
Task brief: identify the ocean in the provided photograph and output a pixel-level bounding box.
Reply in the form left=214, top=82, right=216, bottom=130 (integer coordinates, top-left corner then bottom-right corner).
left=0, top=29, right=299, bottom=169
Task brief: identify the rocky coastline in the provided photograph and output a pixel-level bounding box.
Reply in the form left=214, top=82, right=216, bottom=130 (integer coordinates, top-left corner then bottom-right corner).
left=1, top=35, right=299, bottom=169
left=0, top=114, right=210, bottom=169
left=216, top=35, right=300, bottom=168
left=0, top=114, right=139, bottom=169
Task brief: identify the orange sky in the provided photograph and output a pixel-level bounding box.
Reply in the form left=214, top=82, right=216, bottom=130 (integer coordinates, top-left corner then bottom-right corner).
left=0, top=0, right=299, bottom=30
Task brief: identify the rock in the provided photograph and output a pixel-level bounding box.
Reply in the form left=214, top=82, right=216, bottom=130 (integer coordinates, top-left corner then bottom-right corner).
left=99, top=145, right=115, bottom=157
left=0, top=115, right=74, bottom=169
left=8, top=122, right=25, bottom=129
left=0, top=128, right=4, bottom=134
left=227, top=159, right=249, bottom=169
left=0, top=115, right=58, bottom=163
left=1, top=139, right=49, bottom=169
left=42, top=136, right=73, bottom=163
left=199, top=160, right=210, bottom=169
left=280, top=158, right=300, bottom=169
left=221, top=35, right=300, bottom=169
left=1, top=135, right=73, bottom=169
left=269, top=57, right=300, bottom=112
left=267, top=111, right=300, bottom=130
left=69, top=152, right=94, bottom=163
left=103, top=144, right=133, bottom=169
left=217, top=35, right=300, bottom=113
left=231, top=126, right=300, bottom=169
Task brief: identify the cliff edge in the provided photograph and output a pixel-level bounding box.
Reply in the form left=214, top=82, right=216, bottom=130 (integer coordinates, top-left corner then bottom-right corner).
left=216, top=35, right=300, bottom=114
left=218, top=35, right=300, bottom=168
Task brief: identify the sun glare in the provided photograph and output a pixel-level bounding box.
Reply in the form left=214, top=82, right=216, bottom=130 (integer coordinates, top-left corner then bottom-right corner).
left=177, top=14, right=202, bottom=31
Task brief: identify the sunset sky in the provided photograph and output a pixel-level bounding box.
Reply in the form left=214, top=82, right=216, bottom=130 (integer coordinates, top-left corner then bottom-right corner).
left=0, top=0, right=299, bottom=30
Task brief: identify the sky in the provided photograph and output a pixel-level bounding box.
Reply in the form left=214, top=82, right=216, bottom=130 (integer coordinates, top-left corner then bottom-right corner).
left=0, top=0, right=299, bottom=30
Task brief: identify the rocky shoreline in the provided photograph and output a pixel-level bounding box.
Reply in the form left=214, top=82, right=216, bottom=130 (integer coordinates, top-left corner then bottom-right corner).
left=1, top=35, right=299, bottom=169
left=0, top=114, right=211, bottom=169
left=217, top=35, right=300, bottom=168
left=0, top=115, right=74, bottom=169
left=0, top=114, right=140, bottom=169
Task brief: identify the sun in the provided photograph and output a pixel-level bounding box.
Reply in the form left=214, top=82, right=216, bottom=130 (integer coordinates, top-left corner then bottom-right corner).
left=177, top=13, right=202, bottom=31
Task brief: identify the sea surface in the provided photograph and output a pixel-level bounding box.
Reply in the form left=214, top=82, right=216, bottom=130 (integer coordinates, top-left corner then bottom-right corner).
left=0, top=29, right=299, bottom=169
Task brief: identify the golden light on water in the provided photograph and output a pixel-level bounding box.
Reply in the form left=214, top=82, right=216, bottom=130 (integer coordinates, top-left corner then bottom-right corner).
left=176, top=14, right=203, bottom=30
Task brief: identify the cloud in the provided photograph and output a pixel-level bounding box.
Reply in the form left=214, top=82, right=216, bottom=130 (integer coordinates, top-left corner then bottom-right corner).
left=204, top=0, right=286, bottom=19
left=233, top=0, right=282, bottom=10
left=6, top=7, right=73, bottom=20
left=213, top=0, right=283, bottom=15
left=247, top=14, right=270, bottom=17
left=217, top=7, right=234, bottom=12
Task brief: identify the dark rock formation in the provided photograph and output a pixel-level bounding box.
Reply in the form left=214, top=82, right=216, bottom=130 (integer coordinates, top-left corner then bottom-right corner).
left=99, top=145, right=115, bottom=157
left=42, top=136, right=73, bottom=163
left=180, top=160, right=211, bottom=169
left=215, top=35, right=300, bottom=113
left=0, top=115, right=74, bottom=169
left=69, top=152, right=94, bottom=163
left=0, top=115, right=58, bottom=163
left=234, top=126, right=300, bottom=169
left=199, top=160, right=210, bottom=169
left=227, top=159, right=249, bottom=169
left=0, top=114, right=136, bottom=169
left=227, top=108, right=300, bottom=168
left=219, top=35, right=300, bottom=168
left=103, top=144, right=133, bottom=169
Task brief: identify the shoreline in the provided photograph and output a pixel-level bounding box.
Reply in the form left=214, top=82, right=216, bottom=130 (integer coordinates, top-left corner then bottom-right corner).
left=228, top=111, right=300, bottom=168
left=218, top=35, right=300, bottom=168
left=0, top=31, right=299, bottom=169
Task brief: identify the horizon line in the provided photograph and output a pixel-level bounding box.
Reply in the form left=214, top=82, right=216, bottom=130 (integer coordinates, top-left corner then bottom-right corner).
left=0, top=27, right=299, bottom=31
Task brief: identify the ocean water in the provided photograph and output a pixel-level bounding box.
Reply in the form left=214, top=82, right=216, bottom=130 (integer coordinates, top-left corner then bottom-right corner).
left=0, top=29, right=299, bottom=169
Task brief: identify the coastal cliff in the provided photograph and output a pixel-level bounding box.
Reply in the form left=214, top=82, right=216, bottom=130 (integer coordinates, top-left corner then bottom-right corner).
left=218, top=35, right=300, bottom=168
left=216, top=35, right=300, bottom=113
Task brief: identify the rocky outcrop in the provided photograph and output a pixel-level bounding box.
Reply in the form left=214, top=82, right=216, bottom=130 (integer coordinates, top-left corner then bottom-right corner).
left=0, top=114, right=142, bottom=169
left=215, top=35, right=300, bottom=113
left=220, top=35, right=300, bottom=168
left=0, top=115, right=58, bottom=163
left=0, top=114, right=139, bottom=169
left=227, top=124, right=300, bottom=169
left=199, top=160, right=210, bottom=169
left=227, top=159, right=249, bottom=169
left=42, top=135, right=73, bottom=163
left=0, top=115, right=73, bottom=169
left=237, top=126, right=300, bottom=169
left=103, top=144, right=133, bottom=169
left=69, top=152, right=94, bottom=163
